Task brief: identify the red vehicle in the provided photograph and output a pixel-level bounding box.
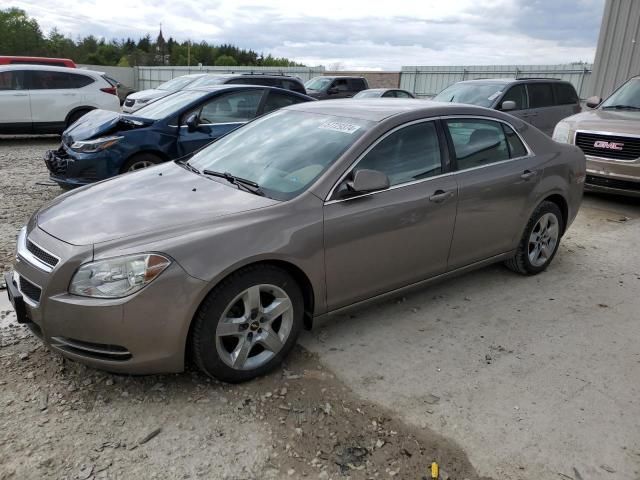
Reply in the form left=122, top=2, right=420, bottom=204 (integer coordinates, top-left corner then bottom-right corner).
left=0, top=56, right=76, bottom=68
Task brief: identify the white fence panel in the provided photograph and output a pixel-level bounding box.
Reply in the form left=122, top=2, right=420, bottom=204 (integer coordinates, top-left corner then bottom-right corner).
left=400, top=64, right=593, bottom=99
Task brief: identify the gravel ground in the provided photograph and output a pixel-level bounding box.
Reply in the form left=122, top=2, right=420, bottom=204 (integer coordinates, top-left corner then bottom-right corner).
left=0, top=138, right=488, bottom=479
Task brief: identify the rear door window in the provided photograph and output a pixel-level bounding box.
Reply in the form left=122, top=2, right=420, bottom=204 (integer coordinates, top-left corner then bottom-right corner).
left=446, top=119, right=510, bottom=170
left=349, top=78, right=367, bottom=91
left=282, top=79, right=305, bottom=93
left=527, top=83, right=554, bottom=108
left=395, top=90, right=412, bottom=98
left=500, top=84, right=528, bottom=110
left=553, top=83, right=579, bottom=105
left=28, top=71, right=94, bottom=89
left=261, top=91, right=307, bottom=115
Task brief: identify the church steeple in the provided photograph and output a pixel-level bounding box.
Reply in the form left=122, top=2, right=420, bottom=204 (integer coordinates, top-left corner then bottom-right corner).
left=156, top=23, right=165, bottom=48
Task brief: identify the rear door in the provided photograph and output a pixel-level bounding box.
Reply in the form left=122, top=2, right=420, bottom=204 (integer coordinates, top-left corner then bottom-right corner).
left=329, top=78, right=352, bottom=98
left=525, top=82, right=556, bottom=135
left=323, top=120, right=458, bottom=309
left=27, top=70, right=95, bottom=130
left=0, top=70, right=31, bottom=132
left=444, top=117, right=541, bottom=269
left=176, top=89, right=265, bottom=155
left=348, top=78, right=367, bottom=96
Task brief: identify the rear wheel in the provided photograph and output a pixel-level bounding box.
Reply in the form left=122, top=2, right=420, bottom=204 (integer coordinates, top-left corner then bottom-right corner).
left=121, top=153, right=162, bottom=173
left=191, top=265, right=304, bottom=383
left=505, top=201, right=564, bottom=275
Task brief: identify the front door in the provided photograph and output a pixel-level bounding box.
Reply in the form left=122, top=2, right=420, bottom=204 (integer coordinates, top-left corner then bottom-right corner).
left=323, top=120, right=458, bottom=310
left=0, top=70, right=31, bottom=132
left=444, top=118, right=542, bottom=269
left=177, top=89, right=265, bottom=156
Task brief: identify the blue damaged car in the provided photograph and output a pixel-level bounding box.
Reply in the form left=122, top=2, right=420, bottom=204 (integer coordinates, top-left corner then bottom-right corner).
left=44, top=85, right=314, bottom=188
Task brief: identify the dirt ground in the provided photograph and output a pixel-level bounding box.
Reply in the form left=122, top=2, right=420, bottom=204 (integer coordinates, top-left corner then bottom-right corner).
left=1, top=136, right=639, bottom=480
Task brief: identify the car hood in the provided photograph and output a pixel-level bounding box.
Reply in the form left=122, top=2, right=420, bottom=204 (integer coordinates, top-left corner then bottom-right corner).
left=36, top=162, right=279, bottom=246
left=126, top=89, right=171, bottom=101
left=62, top=109, right=154, bottom=143
left=561, top=108, right=640, bottom=135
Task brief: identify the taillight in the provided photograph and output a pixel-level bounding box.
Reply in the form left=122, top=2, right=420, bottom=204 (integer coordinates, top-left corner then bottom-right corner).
left=101, top=87, right=117, bottom=96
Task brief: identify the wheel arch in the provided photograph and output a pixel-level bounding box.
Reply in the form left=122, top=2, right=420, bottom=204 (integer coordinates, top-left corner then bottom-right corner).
left=120, top=149, right=170, bottom=173
left=542, top=193, right=568, bottom=234
left=64, top=106, right=96, bottom=126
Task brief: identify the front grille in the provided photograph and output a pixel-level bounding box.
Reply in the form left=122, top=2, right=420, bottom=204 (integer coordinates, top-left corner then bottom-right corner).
left=26, top=240, right=59, bottom=268
left=19, top=276, right=42, bottom=303
left=45, top=147, right=70, bottom=176
left=124, top=99, right=135, bottom=107
left=51, top=337, right=132, bottom=361
left=575, top=132, right=640, bottom=161
left=586, top=174, right=640, bottom=192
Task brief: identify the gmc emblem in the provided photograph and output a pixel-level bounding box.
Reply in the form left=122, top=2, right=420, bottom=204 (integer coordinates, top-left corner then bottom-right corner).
left=594, top=140, right=624, bottom=150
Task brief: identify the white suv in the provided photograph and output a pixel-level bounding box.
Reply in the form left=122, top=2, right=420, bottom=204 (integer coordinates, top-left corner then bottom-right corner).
left=0, top=65, right=120, bottom=134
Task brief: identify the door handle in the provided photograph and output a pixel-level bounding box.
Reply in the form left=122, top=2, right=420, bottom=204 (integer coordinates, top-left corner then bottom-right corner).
left=429, top=190, right=454, bottom=203
left=12, top=93, right=28, bottom=97
left=520, top=169, right=538, bottom=180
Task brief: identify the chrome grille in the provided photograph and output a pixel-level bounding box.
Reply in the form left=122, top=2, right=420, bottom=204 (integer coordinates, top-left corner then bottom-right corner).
left=19, top=276, right=42, bottom=303
left=26, top=240, right=59, bottom=268
left=575, top=131, right=640, bottom=161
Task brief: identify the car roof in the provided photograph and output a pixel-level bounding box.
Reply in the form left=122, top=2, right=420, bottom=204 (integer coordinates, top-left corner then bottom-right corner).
left=286, top=98, right=494, bottom=121
left=0, top=64, right=103, bottom=75
left=186, top=84, right=311, bottom=97
left=455, top=78, right=572, bottom=85
left=200, top=73, right=302, bottom=80
left=320, top=76, right=366, bottom=80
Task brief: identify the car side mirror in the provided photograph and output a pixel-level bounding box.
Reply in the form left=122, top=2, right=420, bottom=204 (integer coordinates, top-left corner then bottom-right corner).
left=337, top=169, right=390, bottom=198
left=327, top=87, right=339, bottom=95
left=586, top=95, right=602, bottom=108
left=185, top=113, right=199, bottom=133
left=501, top=100, right=516, bottom=111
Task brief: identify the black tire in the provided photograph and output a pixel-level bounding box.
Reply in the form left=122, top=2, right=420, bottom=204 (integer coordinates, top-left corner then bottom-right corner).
left=505, top=201, right=564, bottom=275
left=191, top=265, right=304, bottom=383
left=120, top=153, right=162, bottom=173
left=66, top=109, right=92, bottom=128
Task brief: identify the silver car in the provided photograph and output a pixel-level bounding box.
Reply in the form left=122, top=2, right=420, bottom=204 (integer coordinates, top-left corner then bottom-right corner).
left=5, top=100, right=585, bottom=382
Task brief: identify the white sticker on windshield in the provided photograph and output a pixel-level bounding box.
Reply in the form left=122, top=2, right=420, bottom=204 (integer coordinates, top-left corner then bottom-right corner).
left=487, top=91, right=503, bottom=101
left=319, top=121, right=361, bottom=134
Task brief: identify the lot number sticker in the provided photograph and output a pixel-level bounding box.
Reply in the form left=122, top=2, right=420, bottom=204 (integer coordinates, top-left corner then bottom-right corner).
left=319, top=121, right=361, bottom=134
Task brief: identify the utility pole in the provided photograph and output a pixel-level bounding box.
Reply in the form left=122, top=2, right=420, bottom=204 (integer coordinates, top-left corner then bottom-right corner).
left=187, top=40, right=191, bottom=67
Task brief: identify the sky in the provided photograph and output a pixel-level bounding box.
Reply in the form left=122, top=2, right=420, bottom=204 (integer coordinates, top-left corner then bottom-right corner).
left=12, top=0, right=606, bottom=70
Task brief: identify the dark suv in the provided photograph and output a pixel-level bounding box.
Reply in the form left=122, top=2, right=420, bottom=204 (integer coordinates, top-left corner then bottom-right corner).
left=304, top=76, right=369, bottom=99
left=433, top=78, right=581, bottom=136
left=187, top=73, right=306, bottom=94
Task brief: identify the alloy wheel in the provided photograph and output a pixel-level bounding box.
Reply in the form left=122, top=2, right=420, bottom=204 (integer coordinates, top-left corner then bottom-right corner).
left=127, top=160, right=155, bottom=171
left=215, top=284, right=294, bottom=371
left=528, top=212, right=559, bottom=267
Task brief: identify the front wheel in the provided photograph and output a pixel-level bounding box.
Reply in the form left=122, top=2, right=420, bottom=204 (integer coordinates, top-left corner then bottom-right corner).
left=121, top=153, right=162, bottom=173
left=505, top=201, right=564, bottom=275
left=191, top=265, right=304, bottom=383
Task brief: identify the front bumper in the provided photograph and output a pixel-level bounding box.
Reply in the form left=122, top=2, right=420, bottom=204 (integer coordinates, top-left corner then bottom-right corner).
left=10, top=226, right=208, bottom=374
left=44, top=145, right=121, bottom=188
left=585, top=156, right=640, bottom=197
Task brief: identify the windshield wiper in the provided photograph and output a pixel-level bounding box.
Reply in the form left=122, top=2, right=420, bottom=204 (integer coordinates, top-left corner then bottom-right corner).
left=202, top=170, right=265, bottom=196
left=175, top=158, right=200, bottom=174
left=601, top=105, right=640, bottom=110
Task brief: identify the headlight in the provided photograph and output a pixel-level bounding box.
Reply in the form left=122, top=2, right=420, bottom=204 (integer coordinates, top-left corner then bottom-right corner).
left=552, top=122, right=571, bottom=143
left=71, top=136, right=123, bottom=153
left=69, top=254, right=171, bottom=298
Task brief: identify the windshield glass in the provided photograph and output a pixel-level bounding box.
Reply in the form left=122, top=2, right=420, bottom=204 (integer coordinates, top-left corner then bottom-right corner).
left=601, top=78, right=640, bottom=109
left=305, top=77, right=332, bottom=90
left=134, top=90, right=206, bottom=119
left=433, top=83, right=505, bottom=107
left=189, top=110, right=373, bottom=200
left=157, top=75, right=201, bottom=91
left=187, top=75, right=229, bottom=89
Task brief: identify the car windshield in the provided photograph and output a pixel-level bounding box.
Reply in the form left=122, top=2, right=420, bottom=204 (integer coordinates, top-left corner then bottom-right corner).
left=601, top=78, right=640, bottom=109
left=157, top=76, right=201, bottom=91
left=305, top=77, right=332, bottom=90
left=188, top=109, right=373, bottom=200
left=134, top=90, right=206, bottom=119
left=354, top=90, right=381, bottom=98
left=187, top=75, right=229, bottom=88
left=433, top=83, right=505, bottom=108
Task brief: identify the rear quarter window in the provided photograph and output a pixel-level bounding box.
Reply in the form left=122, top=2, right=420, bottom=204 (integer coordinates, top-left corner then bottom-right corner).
left=349, top=79, right=367, bottom=91
left=553, top=83, right=579, bottom=104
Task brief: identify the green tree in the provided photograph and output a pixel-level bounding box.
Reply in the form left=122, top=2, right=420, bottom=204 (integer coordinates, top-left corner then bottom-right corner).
left=0, top=8, right=44, bottom=55
left=214, top=54, right=237, bottom=66
left=117, top=56, right=130, bottom=67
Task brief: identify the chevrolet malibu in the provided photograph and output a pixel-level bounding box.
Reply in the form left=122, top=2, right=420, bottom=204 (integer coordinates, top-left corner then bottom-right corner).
left=6, top=100, right=585, bottom=382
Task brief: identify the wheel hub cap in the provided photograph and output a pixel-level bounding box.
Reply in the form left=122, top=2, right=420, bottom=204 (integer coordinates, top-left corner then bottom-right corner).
left=528, top=212, right=559, bottom=268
